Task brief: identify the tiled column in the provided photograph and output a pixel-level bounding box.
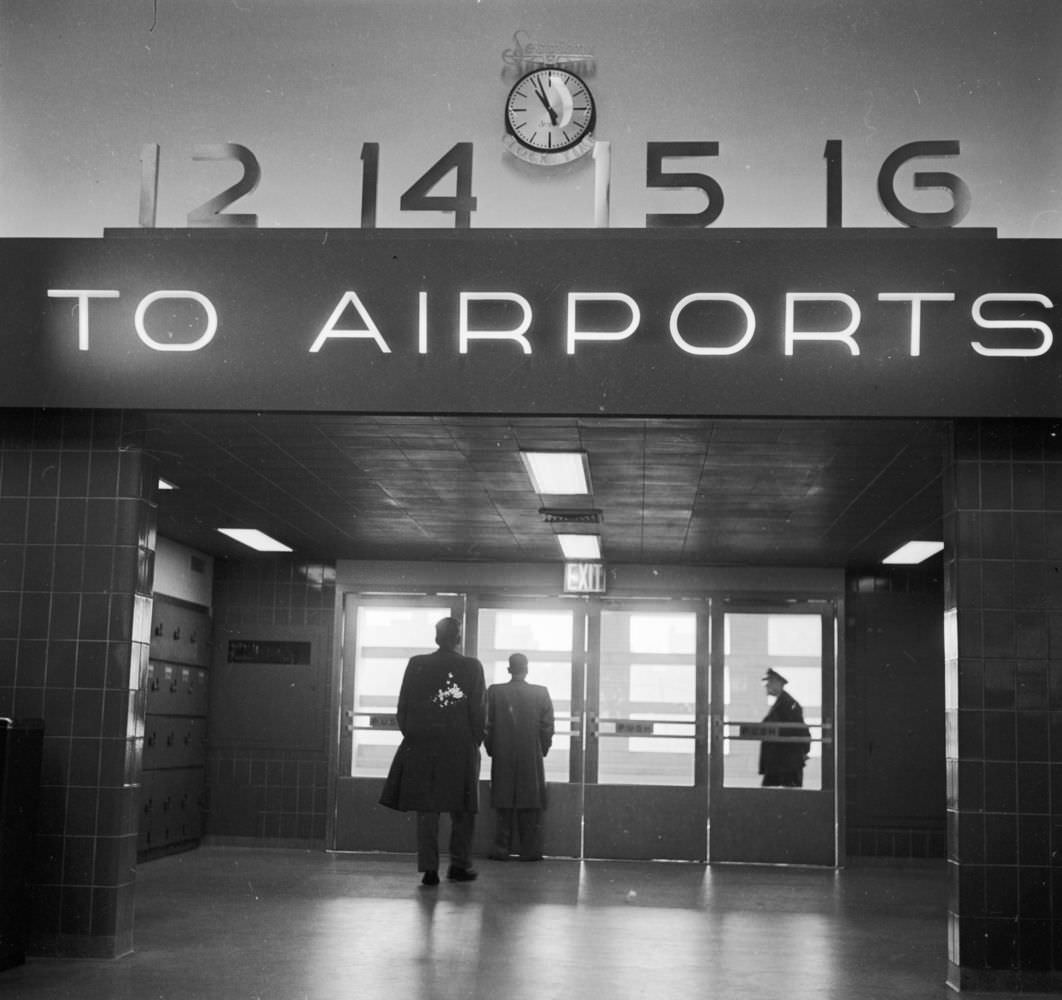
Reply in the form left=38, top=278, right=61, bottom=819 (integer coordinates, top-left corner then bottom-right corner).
left=0, top=411, right=156, bottom=959
left=944, top=419, right=1061, bottom=992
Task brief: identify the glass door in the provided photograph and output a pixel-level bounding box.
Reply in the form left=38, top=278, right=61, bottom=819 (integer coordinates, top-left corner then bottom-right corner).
left=708, top=601, right=837, bottom=865
left=330, top=588, right=838, bottom=866
left=582, top=600, right=709, bottom=861
left=332, top=595, right=464, bottom=851
left=473, top=600, right=583, bottom=858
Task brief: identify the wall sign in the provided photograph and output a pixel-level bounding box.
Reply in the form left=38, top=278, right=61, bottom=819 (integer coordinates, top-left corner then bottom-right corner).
left=564, top=562, right=608, bottom=593
left=4, top=228, right=1061, bottom=417
left=137, top=139, right=968, bottom=231
left=227, top=640, right=312, bottom=665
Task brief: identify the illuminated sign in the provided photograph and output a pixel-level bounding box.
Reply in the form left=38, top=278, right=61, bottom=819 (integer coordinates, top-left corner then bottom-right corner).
left=3, top=229, right=1061, bottom=417
left=565, top=562, right=607, bottom=593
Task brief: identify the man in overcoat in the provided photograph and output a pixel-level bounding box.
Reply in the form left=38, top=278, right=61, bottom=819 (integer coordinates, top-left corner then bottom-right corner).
left=484, top=652, right=554, bottom=861
left=380, top=617, right=486, bottom=885
left=757, top=667, right=811, bottom=787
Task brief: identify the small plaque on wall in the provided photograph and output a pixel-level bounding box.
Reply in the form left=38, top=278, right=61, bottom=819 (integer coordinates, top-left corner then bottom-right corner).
left=227, top=639, right=311, bottom=664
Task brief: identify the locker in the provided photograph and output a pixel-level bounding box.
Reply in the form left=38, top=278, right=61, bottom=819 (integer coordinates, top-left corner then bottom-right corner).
left=141, top=596, right=212, bottom=861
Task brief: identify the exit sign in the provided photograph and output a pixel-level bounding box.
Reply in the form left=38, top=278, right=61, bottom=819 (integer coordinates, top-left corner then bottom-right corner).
left=564, top=562, right=607, bottom=593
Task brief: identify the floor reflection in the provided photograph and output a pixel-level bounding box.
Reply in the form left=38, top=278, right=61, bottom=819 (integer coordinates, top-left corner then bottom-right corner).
left=2, top=847, right=1016, bottom=1000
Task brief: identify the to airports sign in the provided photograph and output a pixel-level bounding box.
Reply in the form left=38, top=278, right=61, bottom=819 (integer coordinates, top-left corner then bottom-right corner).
left=2, top=228, right=1060, bottom=417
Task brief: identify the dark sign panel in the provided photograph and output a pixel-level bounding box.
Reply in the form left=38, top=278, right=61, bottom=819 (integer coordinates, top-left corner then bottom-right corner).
left=3, top=228, right=1059, bottom=416
left=227, top=640, right=312, bottom=665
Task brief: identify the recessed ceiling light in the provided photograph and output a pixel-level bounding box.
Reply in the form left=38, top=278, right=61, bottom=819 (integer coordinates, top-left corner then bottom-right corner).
left=218, top=528, right=293, bottom=553
left=557, top=533, right=601, bottom=560
left=883, top=540, right=944, bottom=565
left=158, top=478, right=178, bottom=491
left=521, top=451, right=591, bottom=495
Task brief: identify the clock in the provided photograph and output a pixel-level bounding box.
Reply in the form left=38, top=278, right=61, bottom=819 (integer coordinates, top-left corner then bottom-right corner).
left=504, top=67, right=597, bottom=166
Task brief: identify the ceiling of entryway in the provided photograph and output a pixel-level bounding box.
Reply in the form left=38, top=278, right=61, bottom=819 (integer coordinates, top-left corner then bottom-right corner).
left=144, top=414, right=946, bottom=570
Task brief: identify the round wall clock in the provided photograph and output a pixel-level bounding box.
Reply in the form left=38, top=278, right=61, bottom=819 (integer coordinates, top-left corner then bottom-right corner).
left=504, top=67, right=597, bottom=166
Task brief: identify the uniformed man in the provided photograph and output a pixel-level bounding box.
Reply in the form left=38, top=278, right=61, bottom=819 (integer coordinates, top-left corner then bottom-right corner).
left=758, top=667, right=811, bottom=787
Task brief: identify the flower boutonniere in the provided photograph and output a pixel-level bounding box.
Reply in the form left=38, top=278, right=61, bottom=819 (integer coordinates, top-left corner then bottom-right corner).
left=432, top=673, right=466, bottom=708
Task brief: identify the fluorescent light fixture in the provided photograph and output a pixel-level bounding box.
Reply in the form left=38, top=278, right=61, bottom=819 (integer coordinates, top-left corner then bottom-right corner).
left=158, top=478, right=178, bottom=491
left=557, top=533, right=601, bottom=560
left=883, top=540, right=944, bottom=565
left=218, top=528, right=293, bottom=553
left=521, top=451, right=591, bottom=495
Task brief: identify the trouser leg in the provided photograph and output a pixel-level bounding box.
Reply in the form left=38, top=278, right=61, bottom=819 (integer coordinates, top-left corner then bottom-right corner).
left=516, top=809, right=543, bottom=859
left=448, top=811, right=476, bottom=870
left=416, top=812, right=441, bottom=872
left=492, top=809, right=514, bottom=855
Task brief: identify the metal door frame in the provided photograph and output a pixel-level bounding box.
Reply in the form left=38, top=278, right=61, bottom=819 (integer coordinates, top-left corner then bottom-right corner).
left=327, top=568, right=844, bottom=864
left=470, top=594, right=587, bottom=859
left=581, top=596, right=711, bottom=861
left=330, top=592, right=466, bottom=852
left=708, top=596, right=840, bottom=866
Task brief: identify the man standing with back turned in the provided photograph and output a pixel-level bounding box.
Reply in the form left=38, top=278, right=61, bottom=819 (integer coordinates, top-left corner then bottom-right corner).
left=484, top=652, right=554, bottom=861
left=380, top=616, right=486, bottom=886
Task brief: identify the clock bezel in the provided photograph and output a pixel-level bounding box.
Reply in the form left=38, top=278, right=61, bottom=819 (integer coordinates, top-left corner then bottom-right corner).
left=503, top=66, right=597, bottom=166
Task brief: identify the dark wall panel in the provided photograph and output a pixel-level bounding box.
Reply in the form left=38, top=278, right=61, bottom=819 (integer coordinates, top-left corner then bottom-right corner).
left=845, top=569, right=946, bottom=858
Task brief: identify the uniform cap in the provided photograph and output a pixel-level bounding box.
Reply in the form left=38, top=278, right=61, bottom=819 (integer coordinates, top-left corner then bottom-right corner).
left=762, top=667, right=788, bottom=684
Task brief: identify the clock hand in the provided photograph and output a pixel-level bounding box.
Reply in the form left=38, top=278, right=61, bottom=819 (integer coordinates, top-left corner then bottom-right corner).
left=533, top=78, right=558, bottom=125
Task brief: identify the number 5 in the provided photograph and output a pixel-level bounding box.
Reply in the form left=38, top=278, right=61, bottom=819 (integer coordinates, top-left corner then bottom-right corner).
left=645, top=142, right=724, bottom=228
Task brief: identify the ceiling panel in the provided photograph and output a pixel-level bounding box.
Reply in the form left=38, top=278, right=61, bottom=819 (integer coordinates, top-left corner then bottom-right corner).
left=146, top=414, right=947, bottom=569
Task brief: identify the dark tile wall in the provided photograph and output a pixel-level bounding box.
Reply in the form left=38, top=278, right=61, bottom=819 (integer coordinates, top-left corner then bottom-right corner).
left=205, top=558, right=334, bottom=844
left=944, top=419, right=1062, bottom=992
left=845, top=568, right=947, bottom=860
left=0, top=410, right=156, bottom=958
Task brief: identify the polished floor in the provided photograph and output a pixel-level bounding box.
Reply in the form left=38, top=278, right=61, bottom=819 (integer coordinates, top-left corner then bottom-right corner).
left=2, top=847, right=1052, bottom=1000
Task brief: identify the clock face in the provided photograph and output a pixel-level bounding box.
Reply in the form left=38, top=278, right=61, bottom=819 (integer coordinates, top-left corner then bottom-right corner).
left=504, top=68, right=596, bottom=164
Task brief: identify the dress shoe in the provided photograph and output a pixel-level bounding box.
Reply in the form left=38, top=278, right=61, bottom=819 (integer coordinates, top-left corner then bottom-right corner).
left=421, top=870, right=439, bottom=886
left=446, top=865, right=478, bottom=882
left=519, top=854, right=544, bottom=862
left=487, top=850, right=510, bottom=861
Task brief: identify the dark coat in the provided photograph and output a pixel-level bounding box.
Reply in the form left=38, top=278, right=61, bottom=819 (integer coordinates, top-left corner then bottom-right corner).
left=379, top=647, right=486, bottom=813
left=757, top=688, right=811, bottom=777
left=484, top=678, right=554, bottom=809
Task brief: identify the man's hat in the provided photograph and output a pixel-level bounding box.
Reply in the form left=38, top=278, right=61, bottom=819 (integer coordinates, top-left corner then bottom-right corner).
left=762, top=667, right=788, bottom=684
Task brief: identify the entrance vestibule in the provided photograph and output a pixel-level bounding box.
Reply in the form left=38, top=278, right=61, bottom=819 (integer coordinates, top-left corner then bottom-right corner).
left=331, top=564, right=840, bottom=866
